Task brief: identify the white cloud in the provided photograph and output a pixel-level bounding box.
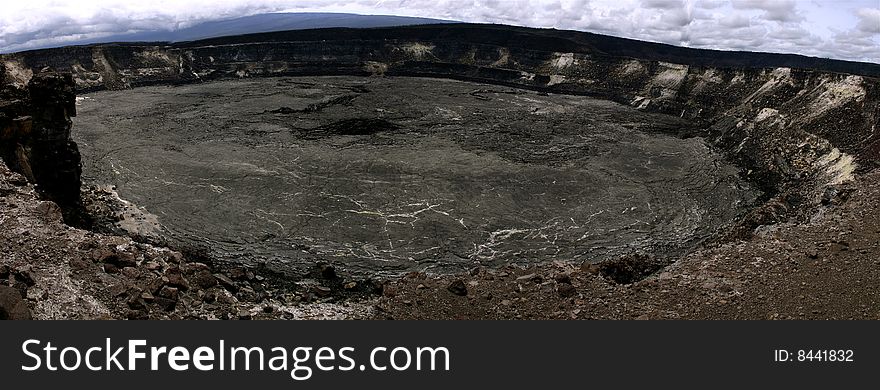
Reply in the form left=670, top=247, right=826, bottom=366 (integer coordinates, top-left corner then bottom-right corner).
left=856, top=7, right=880, bottom=34
left=731, top=0, right=803, bottom=23
left=697, top=0, right=726, bottom=9
left=718, top=14, right=751, bottom=28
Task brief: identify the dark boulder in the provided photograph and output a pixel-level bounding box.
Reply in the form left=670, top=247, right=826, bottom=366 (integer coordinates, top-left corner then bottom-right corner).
left=0, top=285, right=32, bottom=320
left=447, top=280, right=468, bottom=296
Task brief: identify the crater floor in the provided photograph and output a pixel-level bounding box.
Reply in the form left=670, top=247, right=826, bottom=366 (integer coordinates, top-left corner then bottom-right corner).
left=73, top=76, right=758, bottom=276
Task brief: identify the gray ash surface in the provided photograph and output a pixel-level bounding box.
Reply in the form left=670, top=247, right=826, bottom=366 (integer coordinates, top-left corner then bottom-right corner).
left=73, top=76, right=759, bottom=278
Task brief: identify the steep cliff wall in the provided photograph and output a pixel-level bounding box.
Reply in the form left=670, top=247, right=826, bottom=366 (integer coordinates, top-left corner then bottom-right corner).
left=2, top=24, right=877, bottom=224
left=0, top=66, right=82, bottom=219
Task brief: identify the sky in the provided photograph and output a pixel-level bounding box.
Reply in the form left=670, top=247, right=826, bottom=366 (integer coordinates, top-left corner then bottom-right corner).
left=0, top=0, right=878, bottom=63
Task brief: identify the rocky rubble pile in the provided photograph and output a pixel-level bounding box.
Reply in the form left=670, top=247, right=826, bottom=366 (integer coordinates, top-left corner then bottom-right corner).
left=376, top=172, right=880, bottom=320
left=1, top=161, right=376, bottom=320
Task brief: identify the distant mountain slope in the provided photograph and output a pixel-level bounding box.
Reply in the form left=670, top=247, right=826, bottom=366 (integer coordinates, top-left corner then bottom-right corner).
left=2, top=13, right=453, bottom=52
left=122, top=13, right=454, bottom=43
left=184, top=23, right=880, bottom=77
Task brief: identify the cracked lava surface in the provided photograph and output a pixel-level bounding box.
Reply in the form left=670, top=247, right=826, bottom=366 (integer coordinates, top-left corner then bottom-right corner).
left=73, top=76, right=759, bottom=277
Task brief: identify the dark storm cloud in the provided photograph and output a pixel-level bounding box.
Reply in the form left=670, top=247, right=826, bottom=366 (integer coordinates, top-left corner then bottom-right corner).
left=640, top=0, right=685, bottom=9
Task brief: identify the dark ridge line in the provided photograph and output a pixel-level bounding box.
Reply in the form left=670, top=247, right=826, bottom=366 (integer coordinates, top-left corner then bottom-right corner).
left=4, top=23, right=878, bottom=78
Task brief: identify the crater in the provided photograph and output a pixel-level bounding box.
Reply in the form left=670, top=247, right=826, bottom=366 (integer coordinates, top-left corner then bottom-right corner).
left=72, top=76, right=760, bottom=277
